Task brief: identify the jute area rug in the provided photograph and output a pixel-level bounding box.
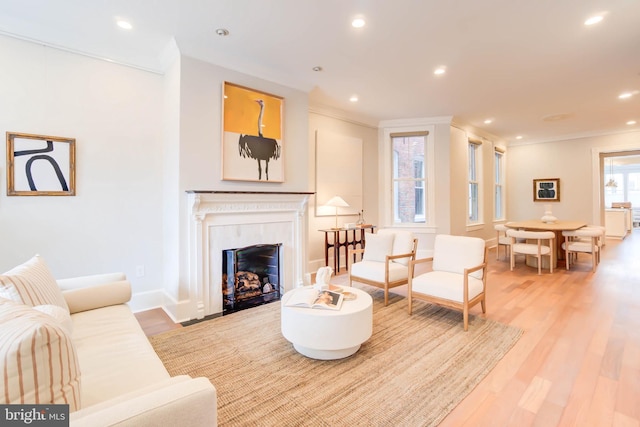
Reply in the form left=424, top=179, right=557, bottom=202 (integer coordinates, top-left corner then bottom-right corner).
left=150, top=286, right=522, bottom=426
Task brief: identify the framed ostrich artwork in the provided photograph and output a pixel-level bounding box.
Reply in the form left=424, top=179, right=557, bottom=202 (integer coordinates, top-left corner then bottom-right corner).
left=222, top=82, right=284, bottom=182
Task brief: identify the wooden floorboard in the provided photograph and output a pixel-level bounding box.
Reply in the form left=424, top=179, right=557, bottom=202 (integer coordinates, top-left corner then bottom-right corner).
left=136, top=228, right=640, bottom=426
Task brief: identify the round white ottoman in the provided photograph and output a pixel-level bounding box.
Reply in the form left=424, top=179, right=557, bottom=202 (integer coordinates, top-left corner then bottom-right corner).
left=281, top=286, right=373, bottom=360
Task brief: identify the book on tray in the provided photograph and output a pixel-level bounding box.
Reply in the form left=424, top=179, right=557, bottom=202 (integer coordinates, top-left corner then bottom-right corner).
left=285, top=288, right=344, bottom=310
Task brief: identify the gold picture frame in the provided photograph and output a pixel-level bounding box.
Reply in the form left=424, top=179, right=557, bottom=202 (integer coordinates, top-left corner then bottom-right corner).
left=222, top=82, right=284, bottom=182
left=533, top=178, right=560, bottom=202
left=6, top=132, right=76, bottom=196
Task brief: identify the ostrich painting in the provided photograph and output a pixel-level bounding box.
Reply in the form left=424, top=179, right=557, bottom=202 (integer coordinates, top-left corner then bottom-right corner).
left=238, top=99, right=281, bottom=181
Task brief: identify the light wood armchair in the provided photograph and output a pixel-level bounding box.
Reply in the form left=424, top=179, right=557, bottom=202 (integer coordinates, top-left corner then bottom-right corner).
left=349, top=229, right=418, bottom=306
left=408, top=234, right=488, bottom=331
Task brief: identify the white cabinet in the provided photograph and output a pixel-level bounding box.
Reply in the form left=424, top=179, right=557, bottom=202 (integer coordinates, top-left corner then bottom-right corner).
left=605, top=208, right=631, bottom=239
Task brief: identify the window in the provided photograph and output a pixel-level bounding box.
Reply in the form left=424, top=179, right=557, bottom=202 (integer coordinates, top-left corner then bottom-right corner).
left=494, top=149, right=505, bottom=220
left=381, top=119, right=437, bottom=228
left=468, top=140, right=482, bottom=224
left=392, top=133, right=427, bottom=224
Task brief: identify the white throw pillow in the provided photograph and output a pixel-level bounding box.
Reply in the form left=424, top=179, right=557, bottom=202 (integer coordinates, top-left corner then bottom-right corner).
left=34, top=304, right=74, bottom=334
left=0, top=298, right=81, bottom=411
left=362, top=232, right=395, bottom=263
left=0, top=254, right=69, bottom=312
left=378, top=229, right=415, bottom=266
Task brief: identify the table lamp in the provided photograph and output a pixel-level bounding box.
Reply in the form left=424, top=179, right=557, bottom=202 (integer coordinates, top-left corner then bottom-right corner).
left=325, top=196, right=349, bottom=230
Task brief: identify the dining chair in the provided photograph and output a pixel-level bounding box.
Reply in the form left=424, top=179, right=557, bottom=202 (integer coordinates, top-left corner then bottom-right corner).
left=408, top=234, right=488, bottom=331
left=578, top=225, right=606, bottom=260
left=562, top=228, right=601, bottom=272
left=506, top=229, right=555, bottom=274
left=349, top=229, right=418, bottom=306
left=494, top=224, right=511, bottom=261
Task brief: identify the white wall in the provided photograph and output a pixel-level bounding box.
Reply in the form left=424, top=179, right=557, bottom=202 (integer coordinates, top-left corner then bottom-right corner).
left=0, top=36, right=311, bottom=319
left=507, top=131, right=640, bottom=225
left=5, top=33, right=636, bottom=316
left=307, top=111, right=378, bottom=271
left=169, top=55, right=311, bottom=319
left=0, top=35, right=164, bottom=296
left=160, top=42, right=182, bottom=309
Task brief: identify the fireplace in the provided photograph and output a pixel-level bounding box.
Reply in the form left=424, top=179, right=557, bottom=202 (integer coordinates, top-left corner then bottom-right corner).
left=222, top=243, right=282, bottom=314
left=186, top=191, right=312, bottom=320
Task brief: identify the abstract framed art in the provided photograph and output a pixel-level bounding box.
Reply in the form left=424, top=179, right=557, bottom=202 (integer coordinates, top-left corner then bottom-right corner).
left=533, top=178, right=560, bottom=202
left=6, top=132, right=76, bottom=196
left=222, top=82, right=284, bottom=182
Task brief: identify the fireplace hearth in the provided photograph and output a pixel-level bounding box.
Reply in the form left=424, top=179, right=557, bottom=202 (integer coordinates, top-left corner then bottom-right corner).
left=222, top=243, right=282, bottom=314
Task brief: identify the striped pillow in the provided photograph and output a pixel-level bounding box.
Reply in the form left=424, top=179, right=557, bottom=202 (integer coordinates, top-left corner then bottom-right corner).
left=0, top=298, right=81, bottom=411
left=0, top=255, right=69, bottom=312
left=33, top=304, right=74, bottom=334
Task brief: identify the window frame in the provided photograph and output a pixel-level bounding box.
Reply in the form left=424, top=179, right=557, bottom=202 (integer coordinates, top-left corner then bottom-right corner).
left=468, top=139, right=483, bottom=226
left=391, top=132, right=428, bottom=224
left=494, top=148, right=505, bottom=221
left=380, top=122, right=436, bottom=230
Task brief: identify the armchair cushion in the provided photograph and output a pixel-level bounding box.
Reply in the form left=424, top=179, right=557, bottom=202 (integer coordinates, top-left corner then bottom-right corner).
left=432, top=235, right=486, bottom=279
left=362, top=232, right=394, bottom=262
left=562, top=240, right=597, bottom=253
left=410, top=271, right=485, bottom=303
left=512, top=242, right=552, bottom=255
left=350, top=260, right=409, bottom=283
left=0, top=254, right=69, bottom=311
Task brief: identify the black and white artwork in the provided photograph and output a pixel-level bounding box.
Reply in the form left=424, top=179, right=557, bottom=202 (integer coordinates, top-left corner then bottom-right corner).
left=533, top=178, right=560, bottom=202
left=6, top=132, right=76, bottom=196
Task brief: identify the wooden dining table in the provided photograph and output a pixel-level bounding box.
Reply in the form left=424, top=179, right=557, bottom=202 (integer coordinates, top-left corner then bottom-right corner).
left=505, top=219, right=587, bottom=265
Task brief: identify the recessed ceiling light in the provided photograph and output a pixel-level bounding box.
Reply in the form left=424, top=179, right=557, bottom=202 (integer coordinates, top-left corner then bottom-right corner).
left=516, top=135, right=523, bottom=140
left=484, top=119, right=493, bottom=124
left=312, top=66, right=323, bottom=72
left=215, top=28, right=230, bottom=36
left=349, top=95, right=359, bottom=102
left=627, top=120, right=637, bottom=125
left=584, top=15, right=604, bottom=26
left=434, top=67, right=446, bottom=75
left=116, top=20, right=132, bottom=30
left=618, top=92, right=633, bottom=99
left=352, top=17, right=365, bottom=28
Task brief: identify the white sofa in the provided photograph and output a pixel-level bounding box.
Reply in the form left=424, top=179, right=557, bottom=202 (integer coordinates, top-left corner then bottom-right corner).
left=0, top=256, right=217, bottom=427
left=60, top=273, right=217, bottom=426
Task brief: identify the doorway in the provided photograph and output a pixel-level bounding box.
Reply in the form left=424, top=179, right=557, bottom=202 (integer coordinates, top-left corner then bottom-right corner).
left=600, top=151, right=640, bottom=229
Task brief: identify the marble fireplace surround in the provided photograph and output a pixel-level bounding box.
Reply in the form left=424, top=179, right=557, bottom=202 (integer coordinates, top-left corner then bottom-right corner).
left=187, top=191, right=312, bottom=319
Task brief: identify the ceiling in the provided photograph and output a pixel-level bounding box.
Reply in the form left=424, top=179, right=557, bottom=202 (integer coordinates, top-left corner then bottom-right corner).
left=1, top=0, right=639, bottom=144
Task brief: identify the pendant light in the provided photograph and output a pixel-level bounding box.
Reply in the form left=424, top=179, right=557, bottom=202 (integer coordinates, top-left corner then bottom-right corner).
left=605, top=158, right=618, bottom=188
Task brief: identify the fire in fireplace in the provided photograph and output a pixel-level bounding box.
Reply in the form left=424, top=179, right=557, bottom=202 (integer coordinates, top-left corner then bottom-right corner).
left=222, top=243, right=282, bottom=314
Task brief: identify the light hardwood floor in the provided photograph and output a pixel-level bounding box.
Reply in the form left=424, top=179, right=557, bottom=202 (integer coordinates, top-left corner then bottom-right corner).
left=135, top=229, right=640, bottom=426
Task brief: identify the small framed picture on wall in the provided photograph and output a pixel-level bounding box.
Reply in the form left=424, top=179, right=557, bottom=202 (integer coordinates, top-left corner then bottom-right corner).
left=533, top=178, right=560, bottom=202
left=6, top=132, right=76, bottom=196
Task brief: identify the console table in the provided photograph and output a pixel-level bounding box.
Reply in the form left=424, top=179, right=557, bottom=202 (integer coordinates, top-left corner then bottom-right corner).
left=319, top=226, right=375, bottom=273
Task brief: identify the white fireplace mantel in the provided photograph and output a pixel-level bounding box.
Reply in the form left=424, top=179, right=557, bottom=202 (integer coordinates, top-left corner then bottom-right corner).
left=187, top=191, right=312, bottom=319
